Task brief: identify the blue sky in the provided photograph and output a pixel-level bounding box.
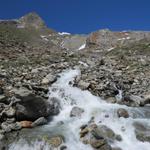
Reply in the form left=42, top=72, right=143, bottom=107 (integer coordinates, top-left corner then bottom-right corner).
left=0, top=0, right=150, bottom=34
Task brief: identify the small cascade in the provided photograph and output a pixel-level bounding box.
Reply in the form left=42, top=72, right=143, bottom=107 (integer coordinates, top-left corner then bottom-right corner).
left=116, top=89, right=123, bottom=101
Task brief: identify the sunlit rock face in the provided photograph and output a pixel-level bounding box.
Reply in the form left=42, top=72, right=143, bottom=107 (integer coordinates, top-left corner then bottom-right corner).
left=18, top=12, right=46, bottom=29
left=86, top=29, right=150, bottom=50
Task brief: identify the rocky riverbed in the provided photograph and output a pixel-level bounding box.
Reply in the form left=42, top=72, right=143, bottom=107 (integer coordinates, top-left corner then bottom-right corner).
left=0, top=12, right=150, bottom=150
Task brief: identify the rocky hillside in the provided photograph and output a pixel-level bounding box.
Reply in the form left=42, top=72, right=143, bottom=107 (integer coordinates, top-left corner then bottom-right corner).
left=0, top=12, right=150, bottom=149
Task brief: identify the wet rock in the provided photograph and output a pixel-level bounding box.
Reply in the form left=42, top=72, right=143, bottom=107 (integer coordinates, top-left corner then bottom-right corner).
left=80, top=124, right=88, bottom=130
left=70, top=106, right=84, bottom=117
left=31, top=117, right=48, bottom=127
left=133, top=122, right=150, bottom=142
left=88, top=116, right=95, bottom=124
left=117, top=108, right=129, bottom=118
left=123, top=95, right=144, bottom=107
left=88, top=123, right=97, bottom=131
left=100, top=144, right=112, bottom=150
left=80, top=123, right=114, bottom=150
left=60, top=145, right=67, bottom=150
left=115, top=134, right=122, bottom=141
left=48, top=136, right=63, bottom=147
left=121, top=126, right=126, bottom=132
left=92, top=125, right=116, bottom=141
left=105, top=114, right=109, bottom=118
left=90, top=136, right=107, bottom=149
left=80, top=137, right=89, bottom=144
left=80, top=127, right=89, bottom=138
left=48, top=97, right=60, bottom=115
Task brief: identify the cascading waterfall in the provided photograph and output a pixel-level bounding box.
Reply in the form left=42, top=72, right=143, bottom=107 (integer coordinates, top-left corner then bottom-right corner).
left=9, top=69, right=150, bottom=150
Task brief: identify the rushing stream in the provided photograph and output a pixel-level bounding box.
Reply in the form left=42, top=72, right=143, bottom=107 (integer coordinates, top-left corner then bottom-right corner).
left=9, top=69, right=150, bottom=150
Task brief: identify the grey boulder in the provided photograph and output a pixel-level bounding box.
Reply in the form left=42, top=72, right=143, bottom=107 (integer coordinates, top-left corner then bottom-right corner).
left=13, top=87, right=60, bottom=121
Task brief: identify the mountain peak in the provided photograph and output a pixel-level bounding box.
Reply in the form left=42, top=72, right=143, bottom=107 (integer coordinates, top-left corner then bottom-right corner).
left=18, top=12, right=46, bottom=29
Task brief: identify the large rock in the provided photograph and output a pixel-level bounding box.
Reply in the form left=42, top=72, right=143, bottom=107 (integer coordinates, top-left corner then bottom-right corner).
left=70, top=106, right=84, bottom=117
left=117, top=108, right=129, bottom=118
left=90, top=136, right=107, bottom=149
left=80, top=124, right=114, bottom=150
left=48, top=97, right=60, bottom=115
left=13, top=87, right=59, bottom=121
left=92, top=125, right=116, bottom=141
left=123, top=95, right=144, bottom=107
left=133, top=122, right=150, bottom=142
left=47, top=136, right=64, bottom=147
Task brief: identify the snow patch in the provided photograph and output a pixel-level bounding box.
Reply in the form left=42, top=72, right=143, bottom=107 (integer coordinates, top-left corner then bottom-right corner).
left=78, top=44, right=86, bottom=50
left=58, top=32, right=71, bottom=35
left=40, top=35, right=49, bottom=42
left=117, top=37, right=131, bottom=41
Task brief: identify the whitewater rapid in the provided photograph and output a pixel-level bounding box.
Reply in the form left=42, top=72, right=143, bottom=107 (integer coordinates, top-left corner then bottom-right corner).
left=9, top=69, right=150, bottom=150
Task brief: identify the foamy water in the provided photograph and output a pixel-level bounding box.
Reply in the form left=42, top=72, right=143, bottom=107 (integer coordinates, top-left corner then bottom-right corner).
left=9, top=69, right=150, bottom=150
